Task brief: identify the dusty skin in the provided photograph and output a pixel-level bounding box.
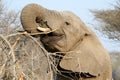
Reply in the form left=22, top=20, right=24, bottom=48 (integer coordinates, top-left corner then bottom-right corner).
left=21, top=4, right=112, bottom=80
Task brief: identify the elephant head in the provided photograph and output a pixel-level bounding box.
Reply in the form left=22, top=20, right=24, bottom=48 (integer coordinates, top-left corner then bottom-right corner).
left=21, top=4, right=112, bottom=80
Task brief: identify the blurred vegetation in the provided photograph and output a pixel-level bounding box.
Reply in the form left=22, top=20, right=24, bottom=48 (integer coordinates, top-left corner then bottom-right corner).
left=110, top=52, right=120, bottom=80
left=91, top=0, right=120, bottom=40
left=0, top=0, right=21, bottom=35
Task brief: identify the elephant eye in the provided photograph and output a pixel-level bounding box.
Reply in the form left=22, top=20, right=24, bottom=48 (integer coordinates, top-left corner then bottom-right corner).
left=65, top=21, right=70, bottom=25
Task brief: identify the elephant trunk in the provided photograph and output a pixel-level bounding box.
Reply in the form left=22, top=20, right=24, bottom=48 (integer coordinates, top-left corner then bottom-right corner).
left=21, top=4, right=51, bottom=33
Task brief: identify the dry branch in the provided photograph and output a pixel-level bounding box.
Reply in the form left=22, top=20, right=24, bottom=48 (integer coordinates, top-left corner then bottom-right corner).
left=0, top=33, right=57, bottom=80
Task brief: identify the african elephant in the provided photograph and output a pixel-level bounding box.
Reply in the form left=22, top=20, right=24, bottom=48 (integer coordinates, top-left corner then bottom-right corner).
left=21, top=4, right=112, bottom=80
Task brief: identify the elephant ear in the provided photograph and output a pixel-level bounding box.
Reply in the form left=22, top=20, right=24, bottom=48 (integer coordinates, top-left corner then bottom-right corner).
left=59, top=36, right=108, bottom=76
left=60, top=52, right=101, bottom=76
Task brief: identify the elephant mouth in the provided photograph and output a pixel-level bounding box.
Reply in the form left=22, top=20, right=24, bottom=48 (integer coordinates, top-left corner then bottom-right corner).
left=40, top=32, right=64, bottom=43
left=40, top=32, right=64, bottom=52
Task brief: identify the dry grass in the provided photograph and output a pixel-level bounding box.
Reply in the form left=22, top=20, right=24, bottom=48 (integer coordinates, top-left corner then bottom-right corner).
left=0, top=32, right=55, bottom=80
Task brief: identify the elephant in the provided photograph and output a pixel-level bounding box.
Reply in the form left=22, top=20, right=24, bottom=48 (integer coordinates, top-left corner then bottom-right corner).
left=20, top=4, right=112, bottom=80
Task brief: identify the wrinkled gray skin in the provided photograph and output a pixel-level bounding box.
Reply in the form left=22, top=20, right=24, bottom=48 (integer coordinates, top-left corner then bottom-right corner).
left=21, top=4, right=112, bottom=80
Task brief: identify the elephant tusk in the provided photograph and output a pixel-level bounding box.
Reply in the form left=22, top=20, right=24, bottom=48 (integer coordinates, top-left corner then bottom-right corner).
left=37, top=27, right=51, bottom=32
left=36, top=24, right=51, bottom=32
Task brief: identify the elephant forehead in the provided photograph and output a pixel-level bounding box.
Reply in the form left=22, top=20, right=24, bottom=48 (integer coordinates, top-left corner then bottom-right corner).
left=61, top=11, right=82, bottom=24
